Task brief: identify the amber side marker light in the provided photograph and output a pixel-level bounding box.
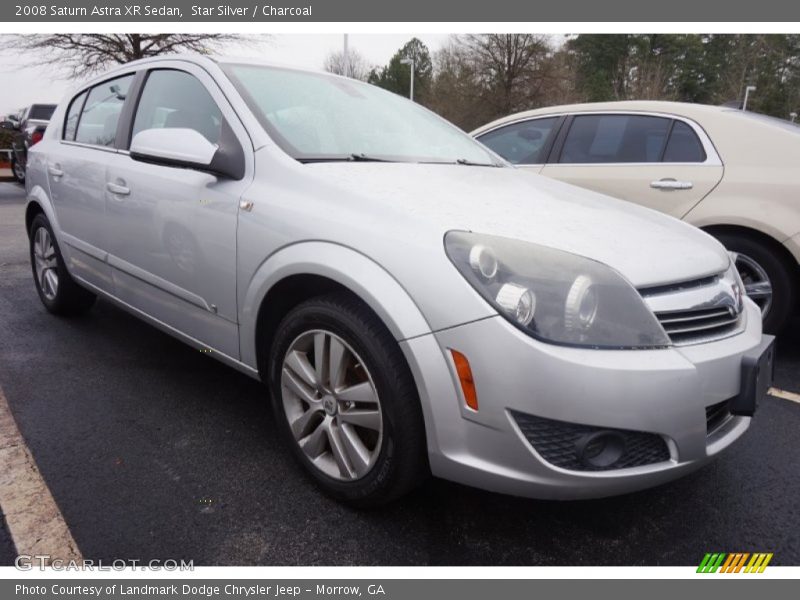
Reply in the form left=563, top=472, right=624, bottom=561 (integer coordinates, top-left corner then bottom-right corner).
left=450, top=349, right=478, bottom=411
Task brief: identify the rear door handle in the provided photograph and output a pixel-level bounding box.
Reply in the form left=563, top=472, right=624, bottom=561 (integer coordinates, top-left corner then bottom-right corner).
left=650, top=178, right=693, bottom=190
left=106, top=182, right=130, bottom=196
left=48, top=165, right=64, bottom=177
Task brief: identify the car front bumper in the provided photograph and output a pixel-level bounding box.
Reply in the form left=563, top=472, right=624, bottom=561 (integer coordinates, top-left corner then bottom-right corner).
left=400, top=298, right=765, bottom=500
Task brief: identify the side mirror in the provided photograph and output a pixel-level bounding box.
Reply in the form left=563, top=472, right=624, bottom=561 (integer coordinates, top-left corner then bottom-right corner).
left=131, top=128, right=218, bottom=170
left=130, top=126, right=245, bottom=180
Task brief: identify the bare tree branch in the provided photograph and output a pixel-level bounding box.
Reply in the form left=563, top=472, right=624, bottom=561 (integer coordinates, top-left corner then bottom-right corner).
left=0, top=34, right=264, bottom=79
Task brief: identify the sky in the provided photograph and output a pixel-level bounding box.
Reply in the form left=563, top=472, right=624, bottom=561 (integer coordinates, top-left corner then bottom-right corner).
left=0, top=33, right=451, bottom=117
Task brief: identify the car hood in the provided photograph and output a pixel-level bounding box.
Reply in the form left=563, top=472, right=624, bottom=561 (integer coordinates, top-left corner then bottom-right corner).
left=304, top=162, right=730, bottom=288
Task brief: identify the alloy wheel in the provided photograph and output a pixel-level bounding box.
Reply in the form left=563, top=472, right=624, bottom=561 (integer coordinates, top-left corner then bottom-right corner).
left=33, top=226, right=59, bottom=301
left=734, top=252, right=773, bottom=318
left=12, top=161, right=25, bottom=182
left=280, top=329, right=383, bottom=481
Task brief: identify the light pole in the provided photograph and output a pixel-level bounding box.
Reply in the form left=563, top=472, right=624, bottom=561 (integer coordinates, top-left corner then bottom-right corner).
left=343, top=34, right=350, bottom=78
left=742, top=85, right=756, bottom=111
left=400, top=57, right=414, bottom=101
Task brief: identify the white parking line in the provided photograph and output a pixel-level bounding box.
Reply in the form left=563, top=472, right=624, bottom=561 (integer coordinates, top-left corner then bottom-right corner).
left=0, top=385, right=82, bottom=563
left=768, top=387, right=800, bottom=405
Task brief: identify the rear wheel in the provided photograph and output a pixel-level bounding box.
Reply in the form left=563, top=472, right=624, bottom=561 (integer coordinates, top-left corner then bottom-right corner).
left=29, top=213, right=96, bottom=316
left=11, top=157, right=25, bottom=183
left=713, top=232, right=798, bottom=334
left=267, top=292, right=428, bottom=507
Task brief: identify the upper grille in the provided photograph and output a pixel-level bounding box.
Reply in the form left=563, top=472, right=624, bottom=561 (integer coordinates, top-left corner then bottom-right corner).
left=640, top=272, right=745, bottom=346
left=655, top=306, right=742, bottom=346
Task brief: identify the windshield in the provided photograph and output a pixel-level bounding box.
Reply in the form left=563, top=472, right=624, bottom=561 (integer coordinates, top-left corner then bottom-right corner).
left=223, top=63, right=500, bottom=165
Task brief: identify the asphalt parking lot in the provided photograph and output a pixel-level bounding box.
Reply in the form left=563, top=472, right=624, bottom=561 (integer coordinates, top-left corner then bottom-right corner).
left=1, top=180, right=799, bottom=566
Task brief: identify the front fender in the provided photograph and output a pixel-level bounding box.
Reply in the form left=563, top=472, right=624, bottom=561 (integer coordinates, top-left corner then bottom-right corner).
left=238, top=241, right=433, bottom=370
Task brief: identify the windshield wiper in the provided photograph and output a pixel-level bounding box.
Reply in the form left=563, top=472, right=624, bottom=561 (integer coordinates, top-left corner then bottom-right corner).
left=298, top=153, right=397, bottom=164
left=348, top=153, right=394, bottom=162
left=455, top=158, right=502, bottom=167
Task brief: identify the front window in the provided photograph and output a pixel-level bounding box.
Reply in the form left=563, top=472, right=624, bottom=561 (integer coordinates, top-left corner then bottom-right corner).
left=132, top=69, right=223, bottom=145
left=223, top=63, right=500, bottom=166
left=477, top=117, right=559, bottom=164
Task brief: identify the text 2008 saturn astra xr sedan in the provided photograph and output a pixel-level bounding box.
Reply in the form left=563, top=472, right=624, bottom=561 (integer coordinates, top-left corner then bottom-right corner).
left=25, top=55, right=774, bottom=506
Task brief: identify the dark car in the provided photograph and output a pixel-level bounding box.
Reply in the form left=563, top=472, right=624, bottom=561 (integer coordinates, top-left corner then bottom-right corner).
left=5, top=103, right=57, bottom=183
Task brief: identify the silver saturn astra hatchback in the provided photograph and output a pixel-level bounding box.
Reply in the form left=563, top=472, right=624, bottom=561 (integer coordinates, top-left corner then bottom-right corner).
left=26, top=55, right=775, bottom=506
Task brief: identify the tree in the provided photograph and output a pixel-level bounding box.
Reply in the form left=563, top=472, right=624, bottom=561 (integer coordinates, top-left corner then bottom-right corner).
left=460, top=34, right=552, bottom=116
left=427, top=34, right=555, bottom=131
left=368, top=38, right=433, bottom=101
left=323, top=48, right=372, bottom=81
left=0, top=34, right=245, bottom=78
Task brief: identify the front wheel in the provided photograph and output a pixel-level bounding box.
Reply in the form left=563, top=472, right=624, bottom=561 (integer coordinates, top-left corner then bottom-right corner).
left=714, top=232, right=798, bottom=334
left=267, top=292, right=428, bottom=507
left=29, top=213, right=96, bottom=316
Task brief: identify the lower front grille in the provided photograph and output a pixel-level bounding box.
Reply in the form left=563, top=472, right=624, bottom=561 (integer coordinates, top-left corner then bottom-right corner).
left=706, top=399, right=733, bottom=437
left=511, top=411, right=671, bottom=472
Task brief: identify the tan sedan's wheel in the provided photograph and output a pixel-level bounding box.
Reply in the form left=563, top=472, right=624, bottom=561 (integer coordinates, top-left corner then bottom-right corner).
left=715, top=231, right=798, bottom=335
left=734, top=252, right=773, bottom=317
left=267, top=292, right=428, bottom=507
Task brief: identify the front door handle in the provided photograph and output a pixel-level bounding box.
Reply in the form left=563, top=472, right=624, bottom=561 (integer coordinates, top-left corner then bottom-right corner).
left=106, top=181, right=130, bottom=196
left=48, top=164, right=64, bottom=177
left=650, top=178, right=693, bottom=191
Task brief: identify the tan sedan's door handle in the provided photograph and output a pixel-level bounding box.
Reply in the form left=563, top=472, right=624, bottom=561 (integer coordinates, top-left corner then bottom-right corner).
left=106, top=182, right=130, bottom=196
left=650, top=178, right=693, bottom=191
left=48, top=165, right=64, bottom=177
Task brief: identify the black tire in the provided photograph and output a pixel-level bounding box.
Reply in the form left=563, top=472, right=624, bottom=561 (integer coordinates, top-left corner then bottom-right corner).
left=29, top=213, right=96, bottom=316
left=11, top=156, right=25, bottom=184
left=713, top=232, right=798, bottom=335
left=267, top=292, right=428, bottom=507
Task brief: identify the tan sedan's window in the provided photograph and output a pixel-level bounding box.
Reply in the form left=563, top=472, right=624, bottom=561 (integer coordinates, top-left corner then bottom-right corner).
left=477, top=117, right=559, bottom=164
left=662, top=121, right=706, bottom=162
left=560, top=115, right=671, bottom=163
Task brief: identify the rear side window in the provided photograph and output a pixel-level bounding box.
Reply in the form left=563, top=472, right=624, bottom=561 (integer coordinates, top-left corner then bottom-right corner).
left=29, top=105, right=56, bottom=120
left=477, top=117, right=559, bottom=164
left=63, top=92, right=87, bottom=141
left=662, top=121, right=706, bottom=162
left=132, top=69, right=223, bottom=145
left=75, top=74, right=133, bottom=147
left=560, top=114, right=671, bottom=163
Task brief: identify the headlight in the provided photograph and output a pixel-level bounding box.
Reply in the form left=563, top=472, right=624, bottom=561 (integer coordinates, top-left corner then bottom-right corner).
left=444, top=231, right=671, bottom=349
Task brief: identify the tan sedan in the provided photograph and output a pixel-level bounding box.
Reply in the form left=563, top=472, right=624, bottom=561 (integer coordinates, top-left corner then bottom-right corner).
left=473, top=101, right=800, bottom=333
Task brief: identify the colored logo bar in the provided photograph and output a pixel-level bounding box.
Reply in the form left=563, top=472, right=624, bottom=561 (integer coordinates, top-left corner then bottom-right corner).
left=697, top=552, right=773, bottom=573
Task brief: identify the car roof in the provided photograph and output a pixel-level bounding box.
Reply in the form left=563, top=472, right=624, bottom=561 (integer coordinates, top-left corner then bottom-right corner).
left=471, top=101, right=731, bottom=135
left=92, top=53, right=328, bottom=79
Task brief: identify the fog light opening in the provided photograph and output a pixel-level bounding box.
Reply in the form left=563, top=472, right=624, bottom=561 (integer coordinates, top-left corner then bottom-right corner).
left=450, top=349, right=478, bottom=411
left=575, top=431, right=626, bottom=469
